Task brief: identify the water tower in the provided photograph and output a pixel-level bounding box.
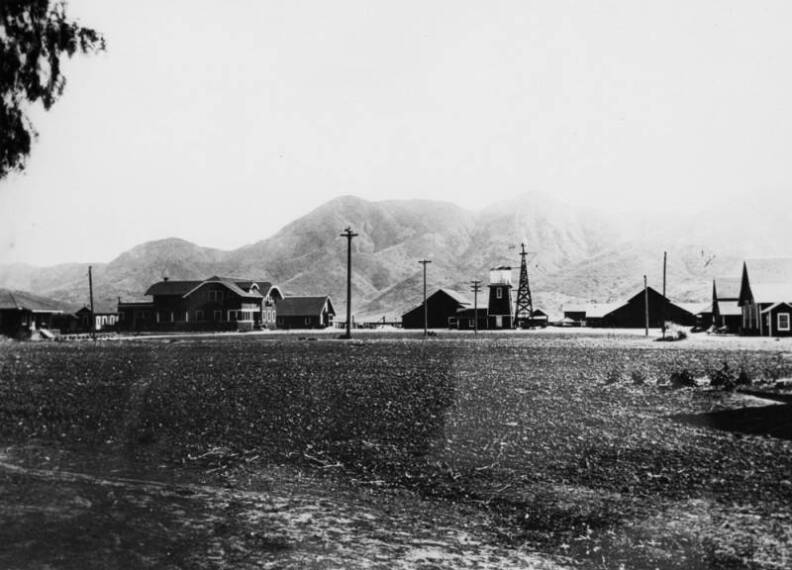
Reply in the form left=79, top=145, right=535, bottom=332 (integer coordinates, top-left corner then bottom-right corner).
left=487, top=266, right=513, bottom=329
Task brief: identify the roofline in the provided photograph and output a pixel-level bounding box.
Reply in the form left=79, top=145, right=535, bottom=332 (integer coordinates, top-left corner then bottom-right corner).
left=761, top=302, right=792, bottom=313
left=182, top=279, right=261, bottom=299
left=266, top=285, right=284, bottom=299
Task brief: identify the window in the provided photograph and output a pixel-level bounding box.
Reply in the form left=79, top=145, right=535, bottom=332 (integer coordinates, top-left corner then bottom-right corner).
left=208, top=290, right=224, bottom=302
left=496, top=288, right=502, bottom=299
left=305, top=317, right=311, bottom=325
left=468, top=319, right=474, bottom=328
left=195, top=310, right=204, bottom=321
left=213, top=310, right=222, bottom=321
left=229, top=311, right=237, bottom=322
left=779, top=312, right=791, bottom=331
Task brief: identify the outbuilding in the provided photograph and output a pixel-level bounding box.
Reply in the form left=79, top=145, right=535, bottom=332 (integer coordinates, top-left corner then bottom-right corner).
left=276, top=296, right=335, bottom=329
left=597, top=287, right=696, bottom=328
left=402, top=289, right=471, bottom=329
left=563, top=288, right=696, bottom=328
left=0, top=289, right=67, bottom=338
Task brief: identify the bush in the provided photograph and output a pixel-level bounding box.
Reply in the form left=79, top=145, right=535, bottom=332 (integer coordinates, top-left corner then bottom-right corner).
left=708, top=362, right=734, bottom=388
left=737, top=369, right=752, bottom=386
left=670, top=369, right=695, bottom=388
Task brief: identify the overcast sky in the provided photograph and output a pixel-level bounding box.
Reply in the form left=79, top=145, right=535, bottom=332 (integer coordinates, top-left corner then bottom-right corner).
left=2, top=0, right=792, bottom=266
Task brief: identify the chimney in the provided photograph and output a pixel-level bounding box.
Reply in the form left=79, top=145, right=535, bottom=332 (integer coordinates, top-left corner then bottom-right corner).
left=163, top=276, right=169, bottom=282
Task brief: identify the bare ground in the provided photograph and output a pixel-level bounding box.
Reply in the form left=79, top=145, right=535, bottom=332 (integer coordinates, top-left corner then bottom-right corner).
left=0, top=444, right=570, bottom=569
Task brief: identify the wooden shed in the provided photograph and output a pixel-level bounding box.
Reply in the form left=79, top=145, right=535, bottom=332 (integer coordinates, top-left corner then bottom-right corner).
left=276, top=296, right=335, bottom=329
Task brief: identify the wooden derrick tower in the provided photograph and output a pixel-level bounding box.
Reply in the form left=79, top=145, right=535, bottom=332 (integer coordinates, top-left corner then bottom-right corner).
left=514, top=243, right=534, bottom=328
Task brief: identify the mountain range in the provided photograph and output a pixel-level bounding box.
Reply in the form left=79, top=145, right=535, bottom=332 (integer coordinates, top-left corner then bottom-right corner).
left=1, top=192, right=789, bottom=319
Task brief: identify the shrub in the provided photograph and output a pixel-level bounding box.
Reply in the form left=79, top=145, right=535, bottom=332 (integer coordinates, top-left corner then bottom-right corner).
left=737, top=369, right=752, bottom=386
left=709, top=362, right=734, bottom=388
left=670, top=369, right=695, bottom=388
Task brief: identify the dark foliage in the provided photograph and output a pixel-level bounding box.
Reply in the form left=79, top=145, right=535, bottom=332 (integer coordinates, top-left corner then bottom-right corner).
left=709, top=361, right=735, bottom=388
left=670, top=368, right=695, bottom=388
left=0, top=0, right=104, bottom=178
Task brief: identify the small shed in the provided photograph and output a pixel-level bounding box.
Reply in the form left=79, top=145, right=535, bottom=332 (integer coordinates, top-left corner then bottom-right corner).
left=276, top=296, right=335, bottom=329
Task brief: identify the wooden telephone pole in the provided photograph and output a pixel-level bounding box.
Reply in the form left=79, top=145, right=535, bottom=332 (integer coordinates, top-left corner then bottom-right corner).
left=88, top=265, right=96, bottom=341
left=661, top=251, right=667, bottom=339
left=470, top=280, right=482, bottom=335
left=643, top=274, right=649, bottom=337
left=418, top=259, right=431, bottom=337
left=340, top=227, right=358, bottom=339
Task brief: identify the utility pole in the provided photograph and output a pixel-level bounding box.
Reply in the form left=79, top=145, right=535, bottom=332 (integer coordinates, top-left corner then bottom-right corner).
left=340, top=227, right=358, bottom=339
left=470, top=280, right=482, bottom=335
left=418, top=259, right=431, bottom=337
left=643, top=274, right=649, bottom=337
left=88, top=265, right=96, bottom=341
left=661, top=251, right=667, bottom=339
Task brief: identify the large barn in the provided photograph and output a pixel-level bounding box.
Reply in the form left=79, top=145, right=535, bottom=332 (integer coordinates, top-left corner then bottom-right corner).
left=738, top=258, right=792, bottom=337
left=402, top=289, right=471, bottom=329
left=563, top=288, right=696, bottom=328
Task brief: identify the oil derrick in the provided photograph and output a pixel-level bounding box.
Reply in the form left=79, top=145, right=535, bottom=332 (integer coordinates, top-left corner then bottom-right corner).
left=514, top=243, right=534, bottom=328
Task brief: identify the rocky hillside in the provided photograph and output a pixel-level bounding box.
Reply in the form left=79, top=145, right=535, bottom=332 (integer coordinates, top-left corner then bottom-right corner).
left=0, top=193, right=783, bottom=318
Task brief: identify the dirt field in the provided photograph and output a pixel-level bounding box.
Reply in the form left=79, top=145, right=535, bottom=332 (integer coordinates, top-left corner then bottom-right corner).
left=1, top=331, right=792, bottom=568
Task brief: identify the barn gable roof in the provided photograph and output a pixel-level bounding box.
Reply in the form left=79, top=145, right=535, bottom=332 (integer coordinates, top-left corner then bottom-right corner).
left=402, top=289, right=472, bottom=317
left=437, top=288, right=472, bottom=307
left=277, top=296, right=334, bottom=317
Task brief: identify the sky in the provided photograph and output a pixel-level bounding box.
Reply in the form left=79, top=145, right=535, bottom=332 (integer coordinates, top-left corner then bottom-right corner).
left=2, top=0, right=792, bottom=266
